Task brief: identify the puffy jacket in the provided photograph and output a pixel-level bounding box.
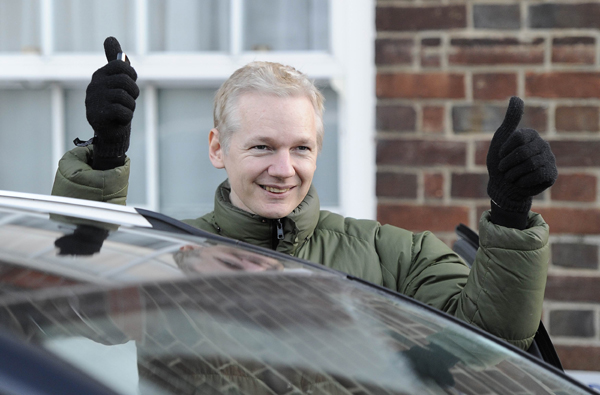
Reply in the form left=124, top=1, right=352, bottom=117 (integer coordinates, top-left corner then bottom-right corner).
left=52, top=147, right=550, bottom=350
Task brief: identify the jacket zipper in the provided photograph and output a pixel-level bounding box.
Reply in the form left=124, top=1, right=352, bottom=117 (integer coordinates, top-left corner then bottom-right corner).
left=272, top=219, right=284, bottom=249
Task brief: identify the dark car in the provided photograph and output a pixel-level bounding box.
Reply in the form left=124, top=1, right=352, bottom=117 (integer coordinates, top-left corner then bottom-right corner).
left=0, top=190, right=594, bottom=395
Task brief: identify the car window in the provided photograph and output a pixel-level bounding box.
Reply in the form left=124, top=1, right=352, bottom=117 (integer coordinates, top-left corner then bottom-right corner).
left=0, top=208, right=592, bottom=394
left=1, top=273, right=592, bottom=394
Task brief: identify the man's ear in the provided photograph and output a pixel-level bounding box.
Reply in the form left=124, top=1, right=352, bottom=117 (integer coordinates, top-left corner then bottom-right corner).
left=208, top=128, right=225, bottom=169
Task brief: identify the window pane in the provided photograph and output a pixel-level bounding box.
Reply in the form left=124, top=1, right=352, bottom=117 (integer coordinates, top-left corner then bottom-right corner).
left=0, top=88, right=52, bottom=194
left=148, top=0, right=229, bottom=52
left=157, top=88, right=224, bottom=220
left=313, top=86, right=338, bottom=207
left=0, top=0, right=40, bottom=53
left=244, top=0, right=329, bottom=51
left=64, top=88, right=147, bottom=206
left=53, top=0, right=135, bottom=53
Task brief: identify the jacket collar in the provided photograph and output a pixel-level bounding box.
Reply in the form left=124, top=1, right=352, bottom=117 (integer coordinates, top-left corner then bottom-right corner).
left=212, top=180, right=320, bottom=255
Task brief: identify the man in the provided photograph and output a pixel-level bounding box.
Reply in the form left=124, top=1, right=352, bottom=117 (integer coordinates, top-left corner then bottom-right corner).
left=53, top=37, right=557, bottom=351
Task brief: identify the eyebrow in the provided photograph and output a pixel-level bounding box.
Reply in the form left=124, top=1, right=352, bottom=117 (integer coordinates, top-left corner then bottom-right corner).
left=246, top=136, right=316, bottom=147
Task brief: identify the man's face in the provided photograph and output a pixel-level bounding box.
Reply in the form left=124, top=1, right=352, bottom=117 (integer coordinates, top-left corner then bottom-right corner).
left=209, top=92, right=318, bottom=219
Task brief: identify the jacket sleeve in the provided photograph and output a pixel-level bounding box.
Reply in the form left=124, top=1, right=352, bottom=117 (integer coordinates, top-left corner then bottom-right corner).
left=51, top=145, right=130, bottom=205
left=451, top=211, right=549, bottom=350
left=385, top=211, right=549, bottom=350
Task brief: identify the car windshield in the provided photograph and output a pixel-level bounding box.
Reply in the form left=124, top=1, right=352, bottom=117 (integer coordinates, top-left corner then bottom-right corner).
left=0, top=207, right=592, bottom=394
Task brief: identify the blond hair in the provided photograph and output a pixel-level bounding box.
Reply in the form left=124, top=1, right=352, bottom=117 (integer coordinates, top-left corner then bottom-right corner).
left=213, top=61, right=324, bottom=152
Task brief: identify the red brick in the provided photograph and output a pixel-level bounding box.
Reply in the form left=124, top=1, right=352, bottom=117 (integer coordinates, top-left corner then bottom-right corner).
left=422, top=38, right=441, bottom=47
left=473, top=73, right=517, bottom=100
left=475, top=140, right=491, bottom=166
left=376, top=139, right=467, bottom=166
left=375, top=38, right=413, bottom=65
left=451, top=173, right=488, bottom=198
left=554, top=36, right=596, bottom=45
left=425, top=172, right=444, bottom=199
left=422, top=106, right=444, bottom=133
left=449, top=38, right=544, bottom=65
left=420, top=53, right=441, bottom=68
left=377, top=204, right=469, bottom=232
left=545, top=275, right=600, bottom=303
left=376, top=172, right=417, bottom=198
left=376, top=6, right=466, bottom=32
left=452, top=104, right=505, bottom=133
left=473, top=4, right=520, bottom=30
left=376, top=105, right=416, bottom=132
left=550, top=310, right=595, bottom=337
left=522, top=106, right=549, bottom=133
left=555, top=106, right=599, bottom=132
left=420, top=38, right=441, bottom=68
left=452, top=100, right=548, bottom=134
left=550, top=141, right=600, bottom=167
left=530, top=4, right=600, bottom=29
left=526, top=72, right=600, bottom=98
left=552, top=242, right=598, bottom=269
left=456, top=104, right=547, bottom=134
left=554, top=345, right=600, bottom=371
left=534, top=207, right=600, bottom=234
left=551, top=173, right=597, bottom=202
left=376, top=73, right=465, bottom=99
left=552, top=40, right=596, bottom=65
left=552, top=38, right=595, bottom=67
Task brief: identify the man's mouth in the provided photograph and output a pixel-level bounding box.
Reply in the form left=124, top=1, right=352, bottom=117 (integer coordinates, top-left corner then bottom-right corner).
left=261, top=185, right=292, bottom=194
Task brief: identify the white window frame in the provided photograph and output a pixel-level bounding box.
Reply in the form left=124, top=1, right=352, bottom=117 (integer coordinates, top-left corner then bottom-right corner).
left=0, top=0, right=375, bottom=220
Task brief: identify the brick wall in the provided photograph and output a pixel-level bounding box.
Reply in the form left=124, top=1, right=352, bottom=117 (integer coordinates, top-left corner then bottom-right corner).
left=374, top=0, right=600, bottom=371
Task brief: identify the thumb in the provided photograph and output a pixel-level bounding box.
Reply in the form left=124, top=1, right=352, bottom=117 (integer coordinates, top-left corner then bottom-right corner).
left=495, top=96, right=524, bottom=139
left=103, top=36, right=123, bottom=63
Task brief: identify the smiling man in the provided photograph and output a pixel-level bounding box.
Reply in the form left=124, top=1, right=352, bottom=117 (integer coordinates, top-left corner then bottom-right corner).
left=52, top=37, right=558, bottom=351
left=209, top=91, right=319, bottom=220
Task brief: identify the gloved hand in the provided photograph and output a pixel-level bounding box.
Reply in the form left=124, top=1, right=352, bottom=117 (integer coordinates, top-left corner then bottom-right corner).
left=84, top=36, right=139, bottom=170
left=55, top=225, right=109, bottom=256
left=487, top=96, right=558, bottom=229
left=402, top=343, right=459, bottom=388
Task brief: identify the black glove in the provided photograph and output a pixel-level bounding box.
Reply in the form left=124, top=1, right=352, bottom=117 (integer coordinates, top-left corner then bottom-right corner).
left=55, top=225, right=109, bottom=256
left=84, top=36, right=139, bottom=170
left=402, top=343, right=459, bottom=388
left=487, top=96, right=558, bottom=229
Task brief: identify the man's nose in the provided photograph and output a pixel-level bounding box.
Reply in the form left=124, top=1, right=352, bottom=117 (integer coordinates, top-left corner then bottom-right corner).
left=268, top=151, right=295, bottom=178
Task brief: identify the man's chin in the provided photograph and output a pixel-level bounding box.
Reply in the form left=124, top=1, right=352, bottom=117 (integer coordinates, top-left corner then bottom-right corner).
left=254, top=204, right=296, bottom=220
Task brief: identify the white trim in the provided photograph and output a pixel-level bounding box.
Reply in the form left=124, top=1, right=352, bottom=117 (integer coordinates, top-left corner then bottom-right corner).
left=50, top=83, right=64, bottom=177
left=0, top=53, right=342, bottom=82
left=40, top=0, right=53, bottom=56
left=145, top=85, right=159, bottom=211
left=333, top=0, right=376, bottom=219
left=135, top=0, right=148, bottom=55
left=231, top=0, right=243, bottom=56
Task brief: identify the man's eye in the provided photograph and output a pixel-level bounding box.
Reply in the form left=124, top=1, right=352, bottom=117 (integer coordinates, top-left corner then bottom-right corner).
left=217, top=257, right=244, bottom=270
left=253, top=145, right=268, bottom=150
left=297, top=146, right=310, bottom=151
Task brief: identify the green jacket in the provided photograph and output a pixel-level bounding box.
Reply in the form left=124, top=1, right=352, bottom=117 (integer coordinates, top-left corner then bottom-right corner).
left=52, top=147, right=550, bottom=350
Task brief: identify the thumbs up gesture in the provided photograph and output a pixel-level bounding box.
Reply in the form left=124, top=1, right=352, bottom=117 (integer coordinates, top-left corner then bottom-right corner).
left=85, top=37, right=139, bottom=170
left=486, top=97, right=558, bottom=217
